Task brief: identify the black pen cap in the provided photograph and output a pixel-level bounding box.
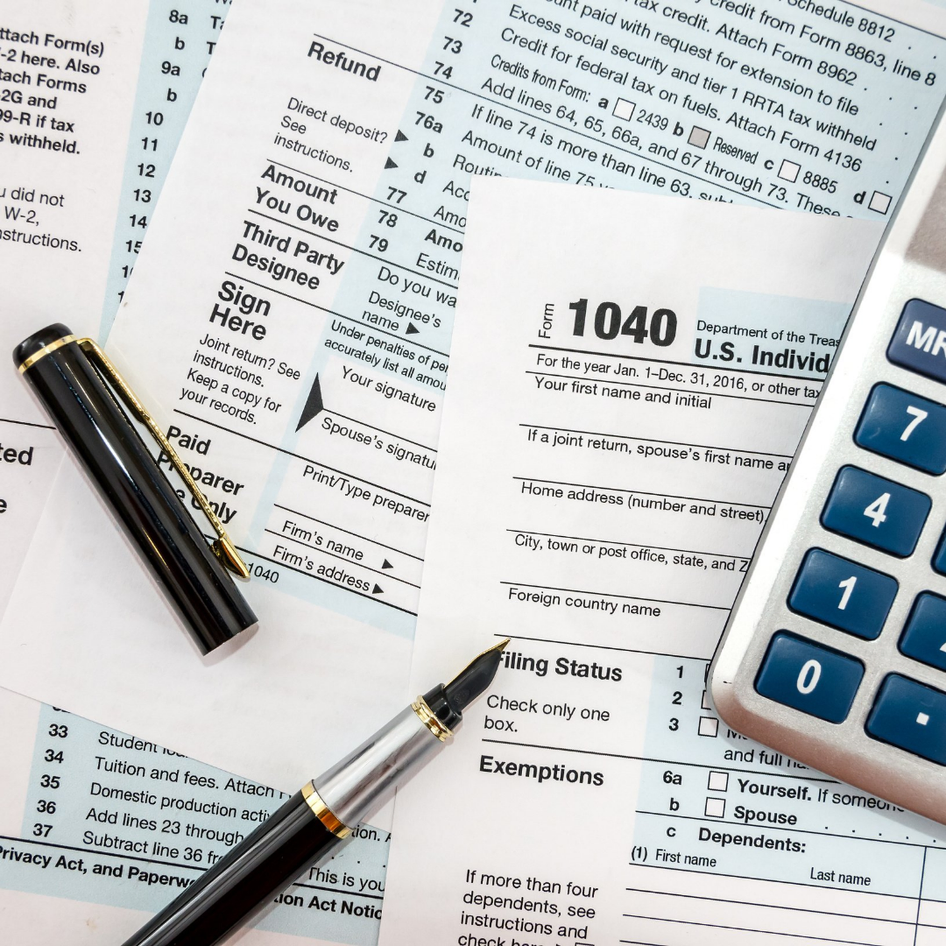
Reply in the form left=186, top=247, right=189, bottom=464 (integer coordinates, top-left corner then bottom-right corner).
left=15, top=324, right=258, bottom=654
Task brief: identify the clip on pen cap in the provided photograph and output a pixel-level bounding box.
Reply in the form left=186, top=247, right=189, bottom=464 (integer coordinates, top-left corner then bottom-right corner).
left=15, top=323, right=258, bottom=654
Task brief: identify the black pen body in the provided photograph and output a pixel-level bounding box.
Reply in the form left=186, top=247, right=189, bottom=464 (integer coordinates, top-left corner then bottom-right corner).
left=114, top=644, right=507, bottom=946
left=14, top=324, right=256, bottom=653
left=117, top=700, right=452, bottom=946
left=120, top=787, right=340, bottom=946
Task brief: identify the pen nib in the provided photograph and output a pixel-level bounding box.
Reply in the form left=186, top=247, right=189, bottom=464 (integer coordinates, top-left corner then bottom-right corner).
left=443, top=638, right=509, bottom=714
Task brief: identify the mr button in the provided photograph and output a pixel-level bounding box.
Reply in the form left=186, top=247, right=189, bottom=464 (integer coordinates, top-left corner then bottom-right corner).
left=888, top=299, right=946, bottom=383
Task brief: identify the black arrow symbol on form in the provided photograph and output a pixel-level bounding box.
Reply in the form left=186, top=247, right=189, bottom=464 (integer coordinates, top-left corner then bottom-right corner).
left=295, top=373, right=324, bottom=431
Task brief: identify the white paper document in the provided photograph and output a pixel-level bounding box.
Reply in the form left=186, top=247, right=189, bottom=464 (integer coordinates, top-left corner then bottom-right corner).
left=0, top=0, right=226, bottom=614
left=0, top=1, right=248, bottom=938
left=0, top=692, right=388, bottom=945
left=5, top=0, right=946, bottom=941
left=378, top=177, right=946, bottom=945
left=5, top=0, right=946, bottom=796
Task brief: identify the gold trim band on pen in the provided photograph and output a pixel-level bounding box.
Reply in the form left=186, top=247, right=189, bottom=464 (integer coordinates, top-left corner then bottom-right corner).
left=301, top=782, right=351, bottom=838
left=17, top=335, right=78, bottom=373
left=412, top=696, right=453, bottom=742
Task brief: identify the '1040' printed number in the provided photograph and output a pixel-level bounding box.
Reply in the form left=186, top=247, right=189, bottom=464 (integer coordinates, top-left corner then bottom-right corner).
left=569, top=299, right=677, bottom=347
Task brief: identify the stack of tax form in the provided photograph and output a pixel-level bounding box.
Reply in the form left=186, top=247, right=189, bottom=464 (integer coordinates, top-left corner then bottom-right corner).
left=3, top=0, right=946, bottom=942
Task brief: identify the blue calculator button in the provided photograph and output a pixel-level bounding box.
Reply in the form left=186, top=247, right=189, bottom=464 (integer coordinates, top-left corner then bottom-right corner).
left=855, top=383, right=946, bottom=474
left=821, top=466, right=930, bottom=557
left=900, top=593, right=946, bottom=672
left=932, top=530, right=946, bottom=576
left=866, top=674, right=946, bottom=765
left=888, top=299, right=946, bottom=385
left=755, top=632, right=863, bottom=723
left=789, top=549, right=897, bottom=640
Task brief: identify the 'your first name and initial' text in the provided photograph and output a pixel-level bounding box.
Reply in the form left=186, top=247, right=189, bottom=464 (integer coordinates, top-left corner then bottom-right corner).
left=270, top=16, right=883, bottom=385
left=534, top=299, right=837, bottom=402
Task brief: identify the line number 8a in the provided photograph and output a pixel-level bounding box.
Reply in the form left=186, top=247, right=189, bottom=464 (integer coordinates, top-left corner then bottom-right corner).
left=796, top=659, right=822, bottom=695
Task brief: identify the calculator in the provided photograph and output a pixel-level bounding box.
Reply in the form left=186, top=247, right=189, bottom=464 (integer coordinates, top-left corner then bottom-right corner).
left=710, top=105, right=946, bottom=825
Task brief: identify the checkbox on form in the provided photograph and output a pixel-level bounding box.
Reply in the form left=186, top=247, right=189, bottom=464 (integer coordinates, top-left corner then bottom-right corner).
left=688, top=126, right=710, bottom=149
left=698, top=717, right=719, bottom=737
left=778, top=159, right=800, bottom=183
left=705, top=797, right=726, bottom=818
left=707, top=771, right=729, bottom=792
left=870, top=191, right=892, bottom=214
left=612, top=98, right=636, bottom=121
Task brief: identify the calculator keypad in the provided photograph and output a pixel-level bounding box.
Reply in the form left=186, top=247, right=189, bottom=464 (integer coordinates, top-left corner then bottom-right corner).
left=752, top=298, right=946, bottom=767
left=931, top=529, right=946, bottom=576
left=820, top=466, right=930, bottom=557
left=899, top=593, right=946, bottom=672
left=755, top=632, right=863, bottom=723
left=866, top=674, right=946, bottom=765
left=854, top=383, right=946, bottom=474
left=788, top=549, right=896, bottom=640
left=887, top=299, right=946, bottom=385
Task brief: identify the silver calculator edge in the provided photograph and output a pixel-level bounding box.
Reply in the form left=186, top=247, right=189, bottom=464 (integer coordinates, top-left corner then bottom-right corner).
left=710, top=101, right=946, bottom=824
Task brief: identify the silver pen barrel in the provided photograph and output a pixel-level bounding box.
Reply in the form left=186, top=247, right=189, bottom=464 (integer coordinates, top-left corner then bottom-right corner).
left=315, top=697, right=453, bottom=829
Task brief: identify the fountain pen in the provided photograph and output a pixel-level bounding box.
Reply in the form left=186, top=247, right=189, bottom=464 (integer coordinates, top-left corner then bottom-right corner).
left=120, top=639, right=508, bottom=946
